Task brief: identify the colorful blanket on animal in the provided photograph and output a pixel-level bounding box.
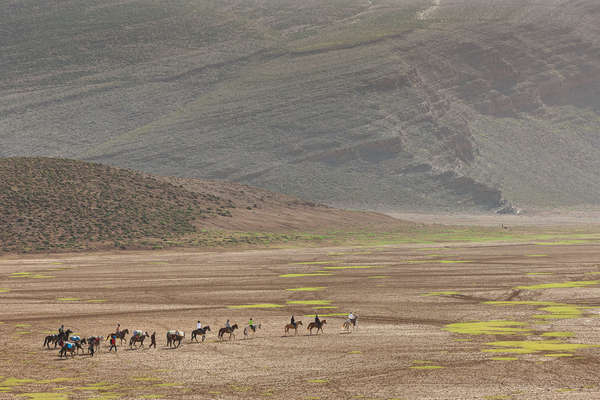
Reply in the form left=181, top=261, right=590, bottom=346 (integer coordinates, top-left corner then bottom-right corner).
left=167, top=330, right=184, bottom=337
left=65, top=342, right=75, bottom=350
left=133, top=330, right=144, bottom=337
left=69, top=336, right=81, bottom=342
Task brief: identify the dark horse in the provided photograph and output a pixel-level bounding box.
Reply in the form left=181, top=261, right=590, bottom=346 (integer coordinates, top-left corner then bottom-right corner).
left=59, top=341, right=83, bottom=358
left=307, top=320, right=327, bottom=335
left=106, top=329, right=129, bottom=345
left=218, top=324, right=238, bottom=341
left=129, top=332, right=149, bottom=348
left=44, top=329, right=72, bottom=349
left=166, top=330, right=185, bottom=348
left=191, top=326, right=211, bottom=343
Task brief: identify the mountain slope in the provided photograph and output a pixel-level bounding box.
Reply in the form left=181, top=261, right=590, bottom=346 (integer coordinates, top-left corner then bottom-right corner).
left=2, top=0, right=600, bottom=211
left=0, top=157, right=400, bottom=252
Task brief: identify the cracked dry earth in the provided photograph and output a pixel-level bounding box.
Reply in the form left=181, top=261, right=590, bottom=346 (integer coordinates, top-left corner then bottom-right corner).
left=2, top=241, right=600, bottom=399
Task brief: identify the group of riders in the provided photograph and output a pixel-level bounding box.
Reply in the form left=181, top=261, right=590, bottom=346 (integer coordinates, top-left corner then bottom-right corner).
left=51, top=311, right=358, bottom=357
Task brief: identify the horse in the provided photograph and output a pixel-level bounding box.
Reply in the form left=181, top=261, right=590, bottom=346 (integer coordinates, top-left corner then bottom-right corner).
left=58, top=342, right=77, bottom=358
left=342, top=316, right=358, bottom=332
left=217, top=324, right=238, bottom=341
left=86, top=336, right=102, bottom=352
left=243, top=323, right=261, bottom=339
left=129, top=331, right=149, bottom=348
left=47, top=329, right=72, bottom=349
left=106, top=329, right=128, bottom=345
left=68, top=336, right=87, bottom=354
left=166, top=330, right=185, bottom=348
left=43, top=334, right=58, bottom=349
left=191, top=326, right=211, bottom=343
left=307, top=320, right=327, bottom=335
left=284, top=321, right=303, bottom=336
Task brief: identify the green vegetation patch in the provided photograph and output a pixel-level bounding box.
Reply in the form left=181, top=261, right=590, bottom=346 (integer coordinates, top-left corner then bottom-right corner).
left=37, top=379, right=73, bottom=384
left=484, top=301, right=585, bottom=320
left=544, top=353, right=573, bottom=357
left=0, top=289, right=10, bottom=293
left=31, top=275, right=54, bottom=279
left=287, top=300, right=331, bottom=305
left=132, top=377, right=161, bottom=382
left=542, top=332, right=575, bottom=338
left=445, top=320, right=531, bottom=335
left=279, top=273, right=334, bottom=278
left=86, top=299, right=106, bottom=303
left=15, top=324, right=31, bottom=328
left=490, top=357, right=518, bottom=361
left=516, top=280, right=600, bottom=290
left=286, top=287, right=327, bottom=292
left=18, top=393, right=68, bottom=400
left=227, top=304, right=284, bottom=309
left=421, top=291, right=461, bottom=297
left=306, top=379, right=328, bottom=384
left=484, top=340, right=595, bottom=355
left=57, top=298, right=80, bottom=302
left=1, top=378, right=36, bottom=387
left=367, top=275, right=390, bottom=279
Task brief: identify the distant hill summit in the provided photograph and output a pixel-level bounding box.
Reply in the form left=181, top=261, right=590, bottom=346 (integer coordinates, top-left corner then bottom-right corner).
left=0, top=158, right=400, bottom=252
left=3, top=0, right=600, bottom=211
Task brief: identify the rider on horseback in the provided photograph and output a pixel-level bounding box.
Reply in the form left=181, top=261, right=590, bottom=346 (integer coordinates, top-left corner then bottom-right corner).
left=225, top=319, right=231, bottom=329
left=314, top=314, right=320, bottom=326
left=197, top=320, right=202, bottom=330
left=249, top=317, right=255, bottom=332
left=291, top=315, right=296, bottom=328
left=348, top=311, right=356, bottom=326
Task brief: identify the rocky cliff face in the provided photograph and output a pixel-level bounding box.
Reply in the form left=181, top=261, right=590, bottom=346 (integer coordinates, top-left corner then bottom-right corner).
left=2, top=0, right=600, bottom=211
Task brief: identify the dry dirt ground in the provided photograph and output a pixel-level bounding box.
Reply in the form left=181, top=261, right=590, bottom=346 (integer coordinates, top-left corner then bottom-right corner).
left=2, top=239, right=600, bottom=399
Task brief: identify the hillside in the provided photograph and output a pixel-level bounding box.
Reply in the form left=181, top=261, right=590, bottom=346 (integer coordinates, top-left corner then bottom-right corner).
left=0, top=157, right=401, bottom=252
left=2, top=0, right=600, bottom=211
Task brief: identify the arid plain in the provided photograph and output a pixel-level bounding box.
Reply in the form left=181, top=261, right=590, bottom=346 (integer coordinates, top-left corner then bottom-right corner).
left=3, top=235, right=600, bottom=399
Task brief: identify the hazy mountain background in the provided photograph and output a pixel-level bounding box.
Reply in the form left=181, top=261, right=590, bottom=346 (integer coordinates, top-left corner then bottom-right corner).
left=2, top=0, right=600, bottom=212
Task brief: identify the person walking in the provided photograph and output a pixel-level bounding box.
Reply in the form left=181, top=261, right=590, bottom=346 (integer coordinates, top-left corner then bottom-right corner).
left=88, top=340, right=95, bottom=357
left=109, top=334, right=117, bottom=352
left=149, top=332, right=156, bottom=349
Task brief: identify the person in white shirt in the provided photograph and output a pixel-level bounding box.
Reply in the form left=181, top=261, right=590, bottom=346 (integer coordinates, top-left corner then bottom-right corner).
left=348, top=312, right=357, bottom=326
left=197, top=320, right=202, bottom=330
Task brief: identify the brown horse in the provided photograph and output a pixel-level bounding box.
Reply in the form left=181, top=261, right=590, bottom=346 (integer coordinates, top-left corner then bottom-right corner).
left=218, top=324, right=238, bottom=341
left=307, top=320, right=326, bottom=335
left=106, top=329, right=128, bottom=345
left=129, top=331, right=149, bottom=348
left=166, top=330, right=185, bottom=348
left=284, top=321, right=303, bottom=336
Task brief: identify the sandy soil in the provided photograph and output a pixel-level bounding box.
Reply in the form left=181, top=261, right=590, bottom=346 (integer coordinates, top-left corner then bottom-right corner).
left=2, top=240, right=600, bottom=399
